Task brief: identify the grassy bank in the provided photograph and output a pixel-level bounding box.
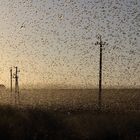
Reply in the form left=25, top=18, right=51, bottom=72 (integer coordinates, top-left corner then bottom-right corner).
left=0, top=105, right=139, bottom=140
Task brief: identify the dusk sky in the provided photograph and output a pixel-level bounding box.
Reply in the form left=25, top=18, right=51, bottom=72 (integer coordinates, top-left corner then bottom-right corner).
left=0, top=0, right=139, bottom=88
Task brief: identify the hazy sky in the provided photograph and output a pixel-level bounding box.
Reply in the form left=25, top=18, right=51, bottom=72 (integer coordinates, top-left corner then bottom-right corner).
left=0, top=0, right=139, bottom=88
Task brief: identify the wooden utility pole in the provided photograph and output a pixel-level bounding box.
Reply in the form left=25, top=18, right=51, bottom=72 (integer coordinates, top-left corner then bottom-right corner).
left=10, top=67, right=13, bottom=93
left=95, top=35, right=107, bottom=111
left=13, top=66, right=20, bottom=105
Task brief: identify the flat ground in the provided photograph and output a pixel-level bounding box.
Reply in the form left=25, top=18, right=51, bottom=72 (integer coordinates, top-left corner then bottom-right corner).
left=1, top=89, right=140, bottom=112
left=0, top=105, right=139, bottom=140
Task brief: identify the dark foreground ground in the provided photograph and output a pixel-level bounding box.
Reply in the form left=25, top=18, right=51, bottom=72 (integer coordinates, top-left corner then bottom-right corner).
left=0, top=105, right=139, bottom=140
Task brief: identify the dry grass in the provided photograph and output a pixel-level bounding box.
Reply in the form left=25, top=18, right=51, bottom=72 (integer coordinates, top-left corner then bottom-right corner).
left=0, top=105, right=139, bottom=140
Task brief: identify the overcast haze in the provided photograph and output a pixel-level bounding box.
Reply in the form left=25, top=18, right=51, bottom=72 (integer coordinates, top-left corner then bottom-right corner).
left=0, top=0, right=139, bottom=88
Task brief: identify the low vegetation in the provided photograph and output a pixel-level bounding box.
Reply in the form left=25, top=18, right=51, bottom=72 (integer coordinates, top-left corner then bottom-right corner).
left=0, top=105, right=139, bottom=140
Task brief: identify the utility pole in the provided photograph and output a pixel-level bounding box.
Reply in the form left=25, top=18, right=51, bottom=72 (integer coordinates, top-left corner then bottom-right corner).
left=10, top=67, right=12, bottom=93
left=13, top=66, right=20, bottom=105
left=95, top=35, right=107, bottom=111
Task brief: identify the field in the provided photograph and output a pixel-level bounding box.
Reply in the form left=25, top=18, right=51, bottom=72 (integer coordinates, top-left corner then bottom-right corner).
left=0, top=89, right=139, bottom=111
left=0, top=89, right=139, bottom=140
left=0, top=105, right=139, bottom=140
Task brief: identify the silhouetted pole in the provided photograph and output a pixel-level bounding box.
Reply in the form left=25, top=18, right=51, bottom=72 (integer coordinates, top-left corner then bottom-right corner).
left=95, top=35, right=107, bottom=111
left=13, top=66, right=20, bottom=105
left=10, top=67, right=12, bottom=93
